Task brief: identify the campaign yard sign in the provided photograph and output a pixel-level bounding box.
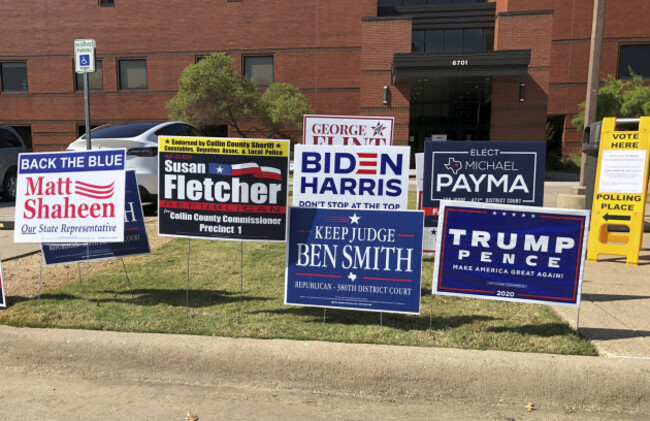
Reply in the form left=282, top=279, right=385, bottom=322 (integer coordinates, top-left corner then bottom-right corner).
left=41, top=170, right=150, bottom=265
left=0, top=258, right=6, bottom=308
left=14, top=150, right=126, bottom=243
left=285, top=207, right=424, bottom=314
left=158, top=136, right=289, bottom=242
left=422, top=141, right=545, bottom=226
left=432, top=201, right=589, bottom=307
left=303, top=115, right=394, bottom=146
left=292, top=144, right=410, bottom=211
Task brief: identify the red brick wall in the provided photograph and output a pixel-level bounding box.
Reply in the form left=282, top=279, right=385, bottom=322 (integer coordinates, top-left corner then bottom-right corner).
left=360, top=18, right=412, bottom=145
left=0, top=0, right=377, bottom=150
left=491, top=11, right=551, bottom=141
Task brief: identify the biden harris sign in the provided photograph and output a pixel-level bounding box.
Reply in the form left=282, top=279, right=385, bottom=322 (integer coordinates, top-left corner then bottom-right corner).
left=292, top=144, right=410, bottom=211
left=285, top=207, right=424, bottom=314
left=432, top=201, right=589, bottom=307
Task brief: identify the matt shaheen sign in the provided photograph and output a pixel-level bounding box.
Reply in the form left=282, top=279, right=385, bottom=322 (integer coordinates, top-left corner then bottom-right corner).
left=303, top=115, right=394, bottom=146
left=158, top=136, right=289, bottom=242
left=14, top=150, right=126, bottom=243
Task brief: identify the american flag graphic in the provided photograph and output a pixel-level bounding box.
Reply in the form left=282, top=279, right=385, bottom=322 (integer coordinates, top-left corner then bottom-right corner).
left=355, top=153, right=379, bottom=175
left=208, top=162, right=282, bottom=180
left=75, top=181, right=115, bottom=199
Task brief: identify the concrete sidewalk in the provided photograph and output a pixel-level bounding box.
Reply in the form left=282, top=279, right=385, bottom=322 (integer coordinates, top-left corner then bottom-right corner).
left=0, top=325, right=648, bottom=415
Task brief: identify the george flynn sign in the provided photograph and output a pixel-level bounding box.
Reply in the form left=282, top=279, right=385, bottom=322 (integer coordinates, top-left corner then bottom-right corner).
left=292, top=144, right=410, bottom=211
left=433, top=201, right=589, bottom=307
left=14, top=150, right=126, bottom=243
left=41, top=171, right=150, bottom=265
left=303, top=114, right=394, bottom=146
left=285, top=207, right=424, bottom=314
left=158, top=136, right=290, bottom=242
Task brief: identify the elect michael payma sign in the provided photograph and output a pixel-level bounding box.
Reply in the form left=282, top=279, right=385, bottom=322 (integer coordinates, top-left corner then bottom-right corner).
left=303, top=115, right=394, bottom=146
left=293, top=145, right=409, bottom=210
left=285, top=208, right=424, bottom=314
left=422, top=141, right=545, bottom=220
left=158, top=136, right=289, bottom=241
left=433, top=201, right=589, bottom=307
left=14, top=150, right=126, bottom=243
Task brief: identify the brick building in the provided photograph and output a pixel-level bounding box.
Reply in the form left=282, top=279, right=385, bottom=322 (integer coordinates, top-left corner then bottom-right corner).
left=0, top=0, right=648, bottom=157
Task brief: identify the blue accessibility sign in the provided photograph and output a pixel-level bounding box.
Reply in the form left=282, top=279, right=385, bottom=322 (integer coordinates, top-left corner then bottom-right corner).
left=79, top=54, right=90, bottom=67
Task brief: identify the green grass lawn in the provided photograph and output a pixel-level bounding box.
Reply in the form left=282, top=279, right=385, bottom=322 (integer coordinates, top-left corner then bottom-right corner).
left=0, top=236, right=597, bottom=356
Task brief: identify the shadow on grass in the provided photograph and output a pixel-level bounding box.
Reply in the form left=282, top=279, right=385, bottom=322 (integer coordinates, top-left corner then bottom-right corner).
left=93, top=288, right=271, bottom=308
left=487, top=323, right=575, bottom=337
left=250, top=306, right=496, bottom=331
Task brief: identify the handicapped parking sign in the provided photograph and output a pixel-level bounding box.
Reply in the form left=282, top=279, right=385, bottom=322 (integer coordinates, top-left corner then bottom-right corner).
left=74, top=39, right=95, bottom=73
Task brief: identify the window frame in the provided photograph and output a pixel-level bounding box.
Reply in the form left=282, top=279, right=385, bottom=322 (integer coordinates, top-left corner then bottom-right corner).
left=243, top=55, right=274, bottom=87
left=618, top=44, right=650, bottom=79
left=75, top=59, right=103, bottom=91
left=1, top=62, right=29, bottom=93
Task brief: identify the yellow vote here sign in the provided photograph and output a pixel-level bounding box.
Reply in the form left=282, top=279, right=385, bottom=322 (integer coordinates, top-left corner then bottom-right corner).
left=587, top=117, right=650, bottom=265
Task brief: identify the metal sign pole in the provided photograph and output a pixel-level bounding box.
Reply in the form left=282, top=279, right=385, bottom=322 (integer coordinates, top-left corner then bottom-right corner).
left=84, top=72, right=91, bottom=150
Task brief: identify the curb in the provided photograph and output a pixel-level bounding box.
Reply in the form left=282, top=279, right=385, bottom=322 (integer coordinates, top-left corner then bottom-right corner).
left=1, top=326, right=648, bottom=415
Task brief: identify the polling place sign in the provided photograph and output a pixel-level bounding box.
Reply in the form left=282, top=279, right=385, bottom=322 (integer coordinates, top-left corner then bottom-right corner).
left=292, top=144, right=410, bottom=210
left=432, top=201, right=589, bottom=307
left=14, top=150, right=126, bottom=243
left=422, top=141, right=545, bottom=226
left=158, top=136, right=289, bottom=242
left=285, top=207, right=424, bottom=314
left=303, top=115, right=394, bottom=146
left=42, top=171, right=150, bottom=265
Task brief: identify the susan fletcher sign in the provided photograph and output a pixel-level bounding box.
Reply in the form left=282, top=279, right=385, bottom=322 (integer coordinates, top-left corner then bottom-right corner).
left=14, top=150, right=126, bottom=243
left=432, top=201, right=589, bottom=307
left=158, top=136, right=289, bottom=242
left=285, top=207, right=424, bottom=314
left=292, top=144, right=410, bottom=210
left=422, top=141, right=545, bottom=223
left=41, top=170, right=150, bottom=265
left=303, top=115, right=394, bottom=146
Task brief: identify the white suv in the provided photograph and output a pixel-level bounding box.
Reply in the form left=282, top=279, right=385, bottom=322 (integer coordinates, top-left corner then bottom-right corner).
left=0, top=126, right=27, bottom=201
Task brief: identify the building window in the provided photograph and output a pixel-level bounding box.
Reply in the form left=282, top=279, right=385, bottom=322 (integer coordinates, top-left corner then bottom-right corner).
left=119, top=59, right=147, bottom=90
left=618, top=45, right=650, bottom=79
left=244, top=56, right=273, bottom=87
left=76, top=60, right=103, bottom=90
left=380, top=0, right=486, bottom=6
left=412, top=28, right=493, bottom=53
left=1, top=62, right=28, bottom=92
left=99, top=0, right=114, bottom=6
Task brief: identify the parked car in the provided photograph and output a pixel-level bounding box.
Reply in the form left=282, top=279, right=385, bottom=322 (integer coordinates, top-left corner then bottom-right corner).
left=0, top=126, right=27, bottom=201
left=67, top=122, right=203, bottom=202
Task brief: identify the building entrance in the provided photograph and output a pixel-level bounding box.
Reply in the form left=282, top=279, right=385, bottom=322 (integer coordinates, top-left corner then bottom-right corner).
left=409, top=77, right=491, bottom=154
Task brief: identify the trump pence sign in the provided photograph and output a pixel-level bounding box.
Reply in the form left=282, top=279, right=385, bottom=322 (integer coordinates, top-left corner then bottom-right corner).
left=14, top=150, right=126, bottom=243
left=432, top=201, right=589, bottom=307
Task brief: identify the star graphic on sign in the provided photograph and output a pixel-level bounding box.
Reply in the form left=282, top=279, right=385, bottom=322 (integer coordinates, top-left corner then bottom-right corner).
left=521, top=213, right=527, bottom=218
left=348, top=272, right=357, bottom=282
left=371, top=122, right=386, bottom=137
left=216, top=166, right=223, bottom=174
left=349, top=213, right=361, bottom=224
